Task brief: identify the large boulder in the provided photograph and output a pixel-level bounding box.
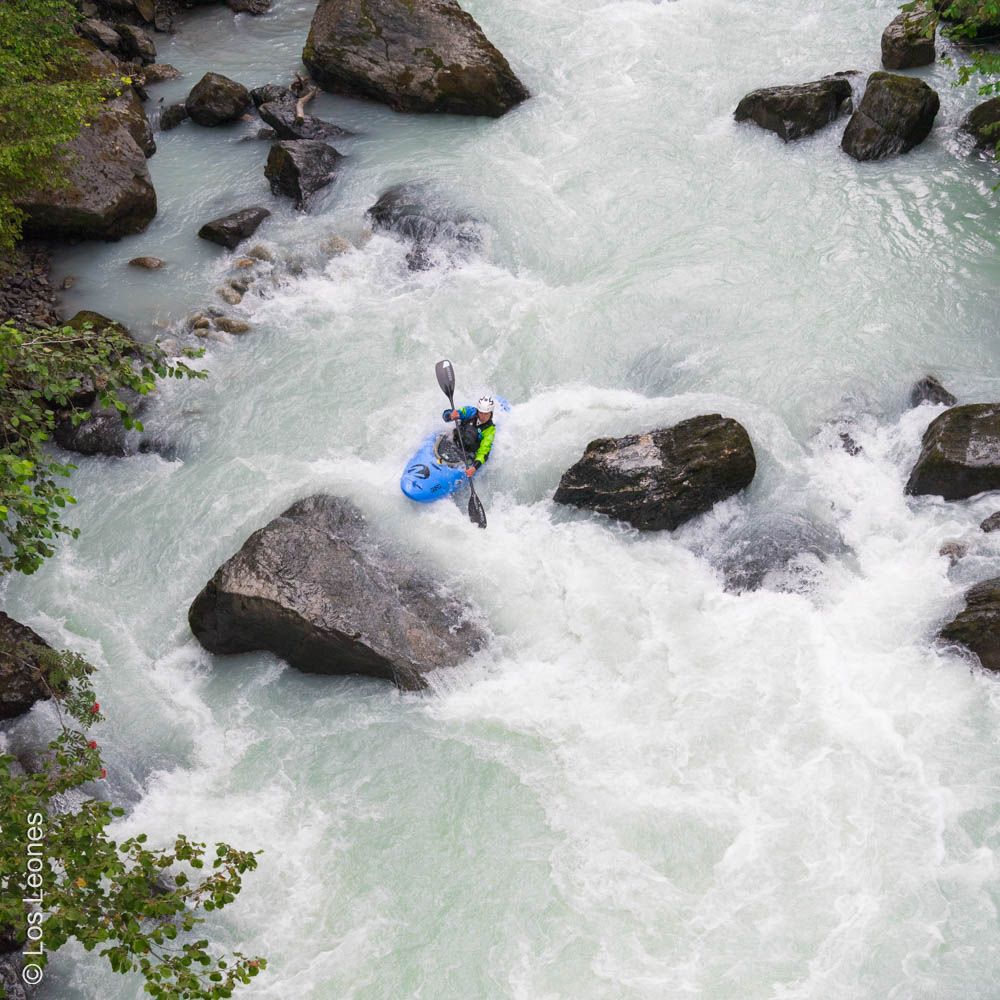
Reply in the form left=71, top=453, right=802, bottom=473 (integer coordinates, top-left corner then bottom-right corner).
left=113, top=89, right=156, bottom=157
left=961, top=96, right=1000, bottom=151
left=188, top=495, right=485, bottom=689
left=553, top=415, right=757, bottom=531
left=881, top=9, right=936, bottom=69
left=733, top=75, right=854, bottom=142
left=77, top=18, right=125, bottom=55
left=16, top=96, right=156, bottom=240
left=367, top=182, right=482, bottom=269
left=264, top=140, right=343, bottom=208
left=906, top=403, right=1000, bottom=499
left=184, top=72, right=251, bottom=126
left=302, top=0, right=529, bottom=116
left=841, top=72, right=940, bottom=161
left=910, top=375, right=956, bottom=408
left=0, top=613, right=55, bottom=721
left=198, top=206, right=270, bottom=248
left=940, top=578, right=1000, bottom=671
left=257, top=99, right=348, bottom=141
left=115, top=22, right=157, bottom=63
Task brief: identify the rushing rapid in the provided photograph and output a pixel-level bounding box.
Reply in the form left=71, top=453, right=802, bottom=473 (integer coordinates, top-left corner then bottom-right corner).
left=4, top=0, right=1000, bottom=996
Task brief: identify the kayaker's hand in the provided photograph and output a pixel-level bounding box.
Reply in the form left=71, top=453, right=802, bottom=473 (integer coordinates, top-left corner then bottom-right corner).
left=449, top=410, right=460, bottom=421
left=465, top=466, right=476, bottom=477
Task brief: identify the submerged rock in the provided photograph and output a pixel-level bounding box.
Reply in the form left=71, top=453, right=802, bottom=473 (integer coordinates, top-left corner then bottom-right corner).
left=940, top=578, right=1000, bottom=670
left=961, top=96, right=1000, bottom=151
left=906, top=403, right=1000, bottom=500
left=881, top=8, right=936, bottom=69
left=185, top=72, right=251, bottom=126
left=0, top=613, right=55, bottom=721
left=553, top=415, right=757, bottom=531
left=367, top=183, right=482, bottom=269
left=257, top=99, right=349, bottom=141
left=841, top=72, right=939, bottom=161
left=128, top=255, right=164, bottom=268
left=197, top=206, right=271, bottom=249
left=188, top=494, right=485, bottom=689
left=981, top=511, right=1000, bottom=533
left=159, top=102, right=188, bottom=130
left=265, top=139, right=343, bottom=208
left=302, top=0, right=529, bottom=116
left=733, top=75, right=854, bottom=142
left=910, top=375, right=956, bottom=408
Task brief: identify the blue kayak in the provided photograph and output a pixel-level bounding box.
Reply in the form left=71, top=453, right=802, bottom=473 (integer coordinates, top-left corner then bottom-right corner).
left=400, top=432, right=469, bottom=503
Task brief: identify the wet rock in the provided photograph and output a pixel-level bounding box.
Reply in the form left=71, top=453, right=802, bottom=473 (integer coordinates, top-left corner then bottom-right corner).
left=250, top=83, right=292, bottom=108
left=214, top=317, right=251, bottom=333
left=553, top=415, right=757, bottom=531
left=981, top=511, right=1000, bottom=533
left=159, top=102, right=188, bottom=130
left=61, top=275, right=76, bottom=290
left=320, top=234, right=352, bottom=256
left=257, top=99, right=349, bottom=141
left=939, top=540, right=968, bottom=565
left=265, top=139, right=343, bottom=208
left=881, top=8, right=936, bottom=69
left=0, top=944, right=33, bottom=1000
left=839, top=431, right=862, bottom=456
left=55, top=389, right=147, bottom=457
left=217, top=286, right=242, bottom=305
left=254, top=127, right=277, bottom=140
left=141, top=62, right=181, bottom=83
left=910, top=375, right=956, bottom=407
left=113, top=89, right=156, bottom=157
left=0, top=613, right=56, bottom=721
left=940, top=577, right=1000, bottom=670
left=234, top=256, right=257, bottom=268
left=77, top=18, right=124, bottom=54
left=128, top=255, right=164, bottom=268
left=185, top=72, right=251, bottom=126
left=906, top=403, right=1000, bottom=500
left=188, top=494, right=485, bottom=689
left=227, top=0, right=271, bottom=11
left=841, top=72, right=940, bottom=161
left=246, top=244, right=273, bottom=261
left=302, top=0, right=529, bottom=116
left=197, top=206, right=271, bottom=249
left=16, top=89, right=157, bottom=240
left=734, top=75, right=854, bottom=142
left=116, top=22, right=156, bottom=63
left=367, top=183, right=482, bottom=269
left=960, top=96, right=1000, bottom=151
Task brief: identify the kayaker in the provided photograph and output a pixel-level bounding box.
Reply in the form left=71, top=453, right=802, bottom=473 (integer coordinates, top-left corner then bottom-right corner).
left=443, top=396, right=495, bottom=477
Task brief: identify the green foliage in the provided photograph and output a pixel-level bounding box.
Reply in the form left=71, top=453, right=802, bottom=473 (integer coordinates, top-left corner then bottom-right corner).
left=0, top=651, right=265, bottom=998
left=0, top=0, right=119, bottom=253
left=0, top=318, right=206, bottom=574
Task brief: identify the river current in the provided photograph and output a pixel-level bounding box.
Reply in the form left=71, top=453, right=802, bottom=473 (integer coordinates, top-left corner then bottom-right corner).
left=5, top=0, right=1000, bottom=996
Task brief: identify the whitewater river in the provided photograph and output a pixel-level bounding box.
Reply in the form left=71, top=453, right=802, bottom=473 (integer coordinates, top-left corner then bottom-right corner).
left=4, top=0, right=1000, bottom=996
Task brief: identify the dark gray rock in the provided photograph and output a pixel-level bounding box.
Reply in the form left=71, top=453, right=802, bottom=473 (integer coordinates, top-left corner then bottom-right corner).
left=906, top=403, right=1000, bottom=500
left=159, top=102, right=188, bottom=130
left=188, top=494, right=485, bottom=689
left=16, top=80, right=156, bottom=240
left=128, top=255, right=164, bottom=268
left=881, top=8, right=936, bottom=69
left=553, top=415, right=757, bottom=531
left=227, top=0, right=271, bottom=11
left=197, top=207, right=271, bottom=249
left=910, top=375, right=956, bottom=408
left=367, top=183, right=482, bottom=270
left=940, top=577, right=1000, bottom=670
left=250, top=83, right=293, bottom=108
left=841, top=72, right=940, bottom=161
left=0, top=613, right=56, bottom=721
left=77, top=18, right=124, bottom=54
left=264, top=140, right=343, bottom=208
left=140, top=61, right=181, bottom=84
left=116, top=22, right=157, bottom=63
left=0, top=945, right=33, bottom=1000
left=960, top=96, right=1000, bottom=150
left=734, top=75, right=854, bottom=142
left=185, top=72, right=251, bottom=126
left=54, top=390, right=147, bottom=457
left=981, top=511, right=1000, bottom=533
left=302, top=0, right=529, bottom=116
left=113, top=89, right=156, bottom=157
left=257, top=99, right=349, bottom=140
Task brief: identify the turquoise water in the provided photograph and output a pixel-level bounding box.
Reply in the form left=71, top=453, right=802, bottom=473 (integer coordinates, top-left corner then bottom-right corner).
left=5, top=0, right=1000, bottom=996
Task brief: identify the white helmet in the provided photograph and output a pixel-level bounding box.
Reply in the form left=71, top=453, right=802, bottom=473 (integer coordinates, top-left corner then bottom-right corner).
left=477, top=396, right=494, bottom=414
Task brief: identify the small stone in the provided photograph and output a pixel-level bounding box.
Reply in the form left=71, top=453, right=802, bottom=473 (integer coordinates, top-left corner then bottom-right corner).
left=214, top=317, right=251, bottom=334
left=939, top=541, right=968, bottom=565
left=235, top=257, right=256, bottom=268
left=217, top=287, right=242, bottom=305
left=61, top=276, right=76, bottom=289
left=981, top=512, right=1000, bottom=533
left=229, top=278, right=249, bottom=293
left=129, top=256, right=165, bottom=269
left=142, top=63, right=181, bottom=84
left=246, top=244, right=273, bottom=261
left=839, top=432, right=862, bottom=456
left=190, top=315, right=211, bottom=330
left=320, top=235, right=352, bottom=256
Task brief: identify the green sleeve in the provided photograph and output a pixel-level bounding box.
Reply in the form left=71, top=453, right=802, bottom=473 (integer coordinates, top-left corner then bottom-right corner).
left=474, top=424, right=495, bottom=466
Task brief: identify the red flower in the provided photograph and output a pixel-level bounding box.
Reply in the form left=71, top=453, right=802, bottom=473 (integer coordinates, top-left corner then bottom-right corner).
left=91, top=702, right=100, bottom=714
left=88, top=740, right=98, bottom=750
left=99, top=768, right=107, bottom=780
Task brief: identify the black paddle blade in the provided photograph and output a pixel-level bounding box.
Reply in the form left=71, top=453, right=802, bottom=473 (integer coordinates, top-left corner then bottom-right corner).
left=435, top=359, right=456, bottom=400
left=468, top=489, right=487, bottom=529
